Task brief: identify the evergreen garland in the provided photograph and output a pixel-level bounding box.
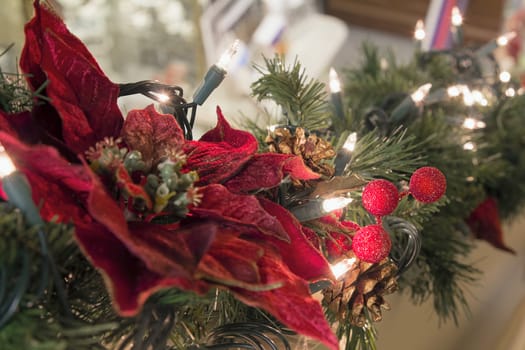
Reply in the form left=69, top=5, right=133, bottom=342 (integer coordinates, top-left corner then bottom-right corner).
left=1, top=4, right=525, bottom=349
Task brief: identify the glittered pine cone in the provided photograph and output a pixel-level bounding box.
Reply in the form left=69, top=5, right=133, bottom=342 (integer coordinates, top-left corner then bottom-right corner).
left=265, top=126, right=335, bottom=177
left=323, top=251, right=398, bottom=327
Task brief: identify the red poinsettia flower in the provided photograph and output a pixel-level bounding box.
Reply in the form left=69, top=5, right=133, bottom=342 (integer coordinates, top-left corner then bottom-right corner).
left=0, top=2, right=339, bottom=349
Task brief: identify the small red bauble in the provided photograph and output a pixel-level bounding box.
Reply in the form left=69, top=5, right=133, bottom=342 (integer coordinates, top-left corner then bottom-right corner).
left=352, top=224, right=392, bottom=263
left=362, top=179, right=399, bottom=216
left=409, top=166, right=446, bottom=203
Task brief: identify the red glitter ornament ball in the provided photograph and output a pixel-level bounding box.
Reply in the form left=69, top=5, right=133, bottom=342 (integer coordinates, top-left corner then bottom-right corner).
left=352, top=224, right=392, bottom=263
left=362, top=179, right=399, bottom=216
left=409, top=167, right=446, bottom=203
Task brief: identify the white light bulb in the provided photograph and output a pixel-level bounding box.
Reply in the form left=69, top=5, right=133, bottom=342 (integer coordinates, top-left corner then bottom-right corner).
left=499, top=71, right=511, bottom=83
left=322, top=197, right=353, bottom=213
left=463, top=141, right=476, bottom=151
left=471, top=90, right=484, bottom=104
left=329, top=67, right=342, bottom=93
left=462, top=117, right=476, bottom=129
left=462, top=117, right=486, bottom=130
left=414, top=20, right=426, bottom=41
left=461, top=87, right=474, bottom=106
left=505, top=87, right=516, bottom=97
left=152, top=92, right=170, bottom=103
left=411, top=83, right=432, bottom=103
left=216, top=39, right=240, bottom=71
left=451, top=6, right=463, bottom=27
left=497, top=31, right=517, bottom=47
left=447, top=85, right=461, bottom=97
left=330, top=257, right=357, bottom=279
left=342, top=132, right=357, bottom=152
left=0, top=146, right=16, bottom=178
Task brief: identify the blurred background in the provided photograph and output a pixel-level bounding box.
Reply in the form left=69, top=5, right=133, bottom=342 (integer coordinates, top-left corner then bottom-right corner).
left=1, top=1, right=525, bottom=349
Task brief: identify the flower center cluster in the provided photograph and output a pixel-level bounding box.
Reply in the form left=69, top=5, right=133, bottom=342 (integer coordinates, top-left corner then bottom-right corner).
left=86, top=137, right=201, bottom=222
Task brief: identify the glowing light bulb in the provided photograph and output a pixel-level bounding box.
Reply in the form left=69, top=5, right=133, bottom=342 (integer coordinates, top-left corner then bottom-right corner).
left=499, top=71, right=511, bottom=83
left=414, top=19, right=426, bottom=41
left=463, top=141, right=476, bottom=151
left=411, top=83, right=432, bottom=103
left=153, top=92, right=170, bottom=103
left=329, top=67, right=341, bottom=93
left=451, top=6, right=463, bottom=27
left=322, top=197, right=353, bottom=213
left=216, top=39, right=240, bottom=72
left=0, top=146, right=16, bottom=178
left=342, top=132, right=357, bottom=152
left=505, top=87, right=516, bottom=97
left=462, top=117, right=486, bottom=129
left=447, top=85, right=461, bottom=97
left=471, top=90, right=483, bottom=103
left=330, top=257, right=357, bottom=279
left=497, top=31, right=517, bottom=47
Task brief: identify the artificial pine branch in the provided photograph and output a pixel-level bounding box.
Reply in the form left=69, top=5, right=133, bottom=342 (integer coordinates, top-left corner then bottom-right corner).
left=251, top=55, right=330, bottom=131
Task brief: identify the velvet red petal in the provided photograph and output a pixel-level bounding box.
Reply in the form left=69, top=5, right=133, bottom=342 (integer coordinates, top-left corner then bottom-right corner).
left=74, top=220, right=179, bottom=317
left=0, top=131, right=91, bottom=222
left=466, top=197, right=515, bottom=254
left=184, top=107, right=257, bottom=184
left=197, top=232, right=265, bottom=287
left=191, top=184, right=290, bottom=242
left=84, top=167, right=217, bottom=277
left=21, top=1, right=123, bottom=155
left=121, top=105, right=185, bottom=167
left=224, top=153, right=320, bottom=193
left=232, top=250, right=339, bottom=350
left=21, top=1, right=107, bottom=90
left=200, top=107, right=258, bottom=151
left=257, top=198, right=333, bottom=282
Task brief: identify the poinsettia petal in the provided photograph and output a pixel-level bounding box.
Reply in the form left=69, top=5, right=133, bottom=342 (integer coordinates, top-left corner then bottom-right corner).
left=74, top=220, right=179, bottom=317
left=0, top=131, right=91, bottom=222
left=121, top=105, right=185, bottom=168
left=257, top=198, right=332, bottom=282
left=200, top=107, right=258, bottom=150
left=190, top=184, right=289, bottom=242
left=126, top=221, right=218, bottom=276
left=21, top=1, right=107, bottom=90
left=197, top=231, right=266, bottom=287
left=184, top=107, right=258, bottom=184
left=232, top=250, right=339, bottom=350
left=84, top=166, right=215, bottom=277
left=466, top=197, right=515, bottom=254
left=20, top=1, right=123, bottom=155
left=224, top=153, right=321, bottom=193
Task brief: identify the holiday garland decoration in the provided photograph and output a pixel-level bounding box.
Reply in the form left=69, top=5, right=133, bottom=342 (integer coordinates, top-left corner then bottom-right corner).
left=0, top=1, right=522, bottom=349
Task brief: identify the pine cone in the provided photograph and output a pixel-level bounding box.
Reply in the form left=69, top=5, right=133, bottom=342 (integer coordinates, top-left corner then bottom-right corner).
left=323, top=251, right=398, bottom=327
left=265, top=126, right=335, bottom=177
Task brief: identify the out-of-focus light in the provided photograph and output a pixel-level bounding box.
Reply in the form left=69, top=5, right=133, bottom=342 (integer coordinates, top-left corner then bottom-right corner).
left=329, top=67, right=342, bottom=93
left=411, top=83, right=432, bottom=103
left=0, top=145, right=16, bottom=178
left=447, top=85, right=461, bottom=97
left=499, top=71, right=511, bottom=83
left=330, top=257, right=357, bottom=279
left=342, top=132, right=357, bottom=152
left=462, top=117, right=486, bottom=129
left=451, top=6, right=463, bottom=27
left=463, top=141, right=476, bottom=151
left=414, top=19, right=426, bottom=41
left=497, top=31, right=517, bottom=47
left=505, top=87, right=516, bottom=97
left=322, top=197, right=353, bottom=213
